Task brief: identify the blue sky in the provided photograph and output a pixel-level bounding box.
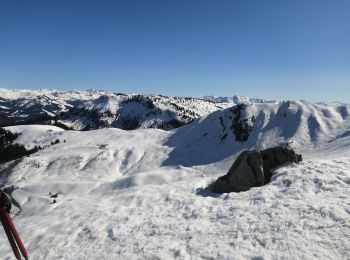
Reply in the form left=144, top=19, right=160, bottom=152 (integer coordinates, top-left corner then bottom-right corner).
left=0, top=0, right=349, bottom=102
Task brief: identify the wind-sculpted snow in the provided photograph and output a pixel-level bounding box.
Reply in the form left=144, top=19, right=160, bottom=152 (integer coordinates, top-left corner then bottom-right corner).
left=163, top=101, right=350, bottom=166
left=0, top=125, right=349, bottom=259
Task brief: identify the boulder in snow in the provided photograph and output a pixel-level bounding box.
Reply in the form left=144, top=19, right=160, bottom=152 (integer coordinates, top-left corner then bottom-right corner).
left=207, top=145, right=302, bottom=193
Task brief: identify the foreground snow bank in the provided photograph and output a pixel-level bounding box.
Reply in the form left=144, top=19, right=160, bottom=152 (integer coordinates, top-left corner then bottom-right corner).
left=0, top=126, right=349, bottom=259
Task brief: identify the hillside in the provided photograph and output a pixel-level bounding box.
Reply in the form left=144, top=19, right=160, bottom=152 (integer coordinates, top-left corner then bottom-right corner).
left=0, top=88, right=103, bottom=126
left=0, top=88, right=229, bottom=130
left=58, top=93, right=228, bottom=130
left=0, top=121, right=349, bottom=259
left=165, top=100, right=350, bottom=165
left=0, top=92, right=350, bottom=259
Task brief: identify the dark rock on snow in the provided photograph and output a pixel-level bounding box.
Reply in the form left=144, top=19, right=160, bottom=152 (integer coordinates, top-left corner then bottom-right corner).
left=207, top=145, right=302, bottom=193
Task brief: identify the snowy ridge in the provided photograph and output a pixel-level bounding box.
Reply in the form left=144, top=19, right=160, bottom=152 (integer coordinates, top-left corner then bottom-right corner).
left=165, top=100, right=350, bottom=166
left=0, top=88, right=104, bottom=126
left=203, top=94, right=275, bottom=105
left=0, top=88, right=229, bottom=130
left=59, top=93, right=229, bottom=130
left=0, top=88, right=105, bottom=100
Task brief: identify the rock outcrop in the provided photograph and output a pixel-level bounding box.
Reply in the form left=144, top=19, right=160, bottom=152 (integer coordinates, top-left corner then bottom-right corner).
left=207, top=145, right=302, bottom=193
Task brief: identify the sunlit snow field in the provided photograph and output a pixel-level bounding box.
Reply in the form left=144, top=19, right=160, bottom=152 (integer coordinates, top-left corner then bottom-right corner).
left=0, top=124, right=349, bottom=259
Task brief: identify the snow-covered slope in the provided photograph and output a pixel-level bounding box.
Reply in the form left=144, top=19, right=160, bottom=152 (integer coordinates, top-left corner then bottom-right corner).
left=164, top=100, right=350, bottom=166
left=59, top=93, right=228, bottom=130
left=1, top=89, right=350, bottom=259
left=0, top=88, right=104, bottom=126
left=0, top=88, right=229, bottom=130
left=0, top=124, right=349, bottom=259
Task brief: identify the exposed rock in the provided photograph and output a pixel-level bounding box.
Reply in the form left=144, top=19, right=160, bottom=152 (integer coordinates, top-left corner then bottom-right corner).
left=230, top=104, right=255, bottom=142
left=207, top=145, right=302, bottom=193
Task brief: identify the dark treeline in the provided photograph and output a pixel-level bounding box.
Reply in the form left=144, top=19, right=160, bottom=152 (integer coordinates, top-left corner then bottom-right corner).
left=0, top=127, right=41, bottom=164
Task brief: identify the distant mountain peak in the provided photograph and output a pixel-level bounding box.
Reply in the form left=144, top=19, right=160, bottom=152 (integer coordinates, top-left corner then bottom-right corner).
left=203, top=94, right=275, bottom=104
left=0, top=88, right=231, bottom=130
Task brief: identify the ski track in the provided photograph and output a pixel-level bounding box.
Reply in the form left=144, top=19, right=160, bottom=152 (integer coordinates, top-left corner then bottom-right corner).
left=0, top=126, right=349, bottom=259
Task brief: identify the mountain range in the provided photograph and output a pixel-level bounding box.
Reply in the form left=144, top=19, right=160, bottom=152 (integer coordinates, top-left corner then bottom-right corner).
left=0, top=88, right=231, bottom=130
left=1, top=88, right=349, bottom=147
left=0, top=88, right=349, bottom=259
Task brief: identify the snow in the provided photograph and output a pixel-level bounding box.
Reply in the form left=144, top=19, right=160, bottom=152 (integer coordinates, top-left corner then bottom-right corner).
left=5, top=125, right=65, bottom=150
left=203, top=94, right=275, bottom=105
left=84, top=94, right=124, bottom=114
left=1, top=119, right=350, bottom=259
left=0, top=88, right=106, bottom=125
left=0, top=88, right=104, bottom=101
left=0, top=87, right=233, bottom=130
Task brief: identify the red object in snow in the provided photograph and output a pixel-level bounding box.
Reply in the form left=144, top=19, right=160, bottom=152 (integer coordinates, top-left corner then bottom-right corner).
left=0, top=192, right=28, bottom=260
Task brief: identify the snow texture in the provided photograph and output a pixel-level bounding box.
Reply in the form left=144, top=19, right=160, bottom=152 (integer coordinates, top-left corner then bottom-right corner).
left=0, top=88, right=229, bottom=130
left=0, top=97, right=349, bottom=259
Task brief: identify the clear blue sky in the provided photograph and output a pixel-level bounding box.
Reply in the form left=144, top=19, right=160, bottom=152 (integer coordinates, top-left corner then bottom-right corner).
left=0, top=0, right=349, bottom=102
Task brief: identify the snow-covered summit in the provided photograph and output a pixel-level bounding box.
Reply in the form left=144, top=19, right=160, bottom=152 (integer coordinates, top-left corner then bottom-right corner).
left=0, top=88, right=104, bottom=126
left=84, top=94, right=124, bottom=114
left=57, top=92, right=231, bottom=130
left=0, top=87, right=104, bottom=102
left=164, top=100, right=350, bottom=166
left=0, top=88, right=229, bottom=130
left=203, top=94, right=274, bottom=105
left=1, top=88, right=349, bottom=138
